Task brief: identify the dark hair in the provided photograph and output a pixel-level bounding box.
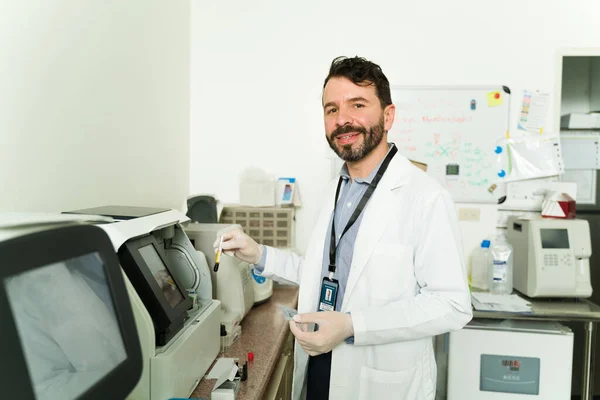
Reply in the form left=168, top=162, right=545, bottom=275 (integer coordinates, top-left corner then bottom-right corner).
left=323, top=56, right=392, bottom=108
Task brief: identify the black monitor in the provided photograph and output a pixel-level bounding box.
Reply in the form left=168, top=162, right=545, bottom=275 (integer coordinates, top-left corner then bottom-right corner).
left=118, top=234, right=191, bottom=345
left=0, top=224, right=142, bottom=400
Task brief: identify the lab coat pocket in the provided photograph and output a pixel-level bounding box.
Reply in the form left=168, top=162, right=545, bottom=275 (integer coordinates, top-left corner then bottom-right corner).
left=369, top=244, right=414, bottom=301
left=358, top=364, right=419, bottom=400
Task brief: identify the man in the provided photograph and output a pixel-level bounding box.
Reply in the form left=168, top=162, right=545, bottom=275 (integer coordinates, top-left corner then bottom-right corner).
left=216, top=56, right=472, bottom=400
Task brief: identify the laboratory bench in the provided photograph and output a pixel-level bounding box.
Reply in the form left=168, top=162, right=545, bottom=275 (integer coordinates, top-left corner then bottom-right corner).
left=191, top=285, right=298, bottom=400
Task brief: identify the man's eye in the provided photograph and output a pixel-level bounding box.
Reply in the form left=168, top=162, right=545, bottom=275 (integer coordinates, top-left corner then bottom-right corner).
left=354, top=104, right=365, bottom=109
left=326, top=108, right=337, bottom=115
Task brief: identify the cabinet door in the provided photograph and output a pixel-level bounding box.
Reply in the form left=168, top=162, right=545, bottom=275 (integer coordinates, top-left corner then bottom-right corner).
left=264, top=331, right=295, bottom=400
left=283, top=332, right=294, bottom=399
left=264, top=353, right=289, bottom=400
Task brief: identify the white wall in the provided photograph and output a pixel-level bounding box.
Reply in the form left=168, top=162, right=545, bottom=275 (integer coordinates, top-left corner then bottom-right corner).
left=0, top=0, right=190, bottom=213
left=190, top=0, right=600, bottom=258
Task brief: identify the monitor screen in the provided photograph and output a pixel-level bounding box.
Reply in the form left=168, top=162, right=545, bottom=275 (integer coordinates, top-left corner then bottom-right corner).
left=4, top=252, right=127, bottom=400
left=138, top=244, right=185, bottom=308
left=540, top=228, right=570, bottom=249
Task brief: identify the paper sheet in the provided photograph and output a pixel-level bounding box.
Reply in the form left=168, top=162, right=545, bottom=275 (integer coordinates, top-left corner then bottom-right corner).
left=517, top=90, right=550, bottom=133
left=486, top=91, right=503, bottom=107
left=560, top=131, right=600, bottom=169
left=497, top=133, right=564, bottom=182
left=206, top=358, right=237, bottom=379
left=471, top=292, right=532, bottom=313
left=208, top=358, right=239, bottom=393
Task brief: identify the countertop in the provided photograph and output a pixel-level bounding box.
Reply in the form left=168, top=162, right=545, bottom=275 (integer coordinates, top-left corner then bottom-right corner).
left=472, top=296, right=600, bottom=322
left=470, top=288, right=600, bottom=322
left=191, top=285, right=299, bottom=399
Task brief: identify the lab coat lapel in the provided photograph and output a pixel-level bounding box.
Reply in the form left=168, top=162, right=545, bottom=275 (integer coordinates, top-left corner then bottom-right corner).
left=298, top=182, right=336, bottom=313
left=341, top=156, right=411, bottom=311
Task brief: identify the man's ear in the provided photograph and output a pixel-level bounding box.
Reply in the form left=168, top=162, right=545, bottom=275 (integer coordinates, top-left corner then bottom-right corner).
left=383, top=104, right=395, bottom=131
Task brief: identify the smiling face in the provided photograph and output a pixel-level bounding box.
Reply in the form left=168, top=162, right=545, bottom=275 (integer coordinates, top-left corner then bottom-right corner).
left=323, top=76, right=394, bottom=162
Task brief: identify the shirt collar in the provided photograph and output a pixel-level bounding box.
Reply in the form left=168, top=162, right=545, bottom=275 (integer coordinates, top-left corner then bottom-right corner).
left=339, top=143, right=394, bottom=184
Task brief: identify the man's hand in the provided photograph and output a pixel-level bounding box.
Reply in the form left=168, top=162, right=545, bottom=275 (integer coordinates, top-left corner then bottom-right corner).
left=289, top=311, right=354, bottom=356
left=213, top=224, right=264, bottom=265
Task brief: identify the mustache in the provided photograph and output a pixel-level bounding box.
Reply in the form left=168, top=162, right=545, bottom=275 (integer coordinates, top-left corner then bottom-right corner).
left=331, top=125, right=368, bottom=139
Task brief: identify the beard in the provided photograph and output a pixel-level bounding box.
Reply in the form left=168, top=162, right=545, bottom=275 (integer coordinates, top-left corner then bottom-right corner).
left=326, top=115, right=385, bottom=162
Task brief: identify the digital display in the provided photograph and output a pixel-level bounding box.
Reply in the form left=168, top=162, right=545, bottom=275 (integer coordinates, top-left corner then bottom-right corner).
left=541, top=228, right=570, bottom=249
left=4, top=252, right=127, bottom=400
left=139, top=244, right=185, bottom=308
left=502, top=359, right=521, bottom=371
left=446, top=164, right=459, bottom=176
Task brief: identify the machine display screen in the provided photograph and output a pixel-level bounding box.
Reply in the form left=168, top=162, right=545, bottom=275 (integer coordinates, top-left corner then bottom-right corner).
left=4, top=252, right=127, bottom=400
left=540, top=229, right=570, bottom=249
left=446, top=164, right=459, bottom=176
left=139, top=244, right=185, bottom=308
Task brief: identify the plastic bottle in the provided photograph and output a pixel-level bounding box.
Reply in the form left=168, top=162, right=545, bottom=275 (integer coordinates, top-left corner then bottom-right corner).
left=488, top=232, right=513, bottom=294
left=471, top=240, right=491, bottom=290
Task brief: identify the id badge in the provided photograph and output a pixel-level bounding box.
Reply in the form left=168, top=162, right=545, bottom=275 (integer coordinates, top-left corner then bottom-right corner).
left=318, top=277, right=339, bottom=312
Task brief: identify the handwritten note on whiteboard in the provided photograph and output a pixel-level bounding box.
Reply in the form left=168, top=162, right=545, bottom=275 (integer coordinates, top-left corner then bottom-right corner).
left=388, top=86, right=511, bottom=203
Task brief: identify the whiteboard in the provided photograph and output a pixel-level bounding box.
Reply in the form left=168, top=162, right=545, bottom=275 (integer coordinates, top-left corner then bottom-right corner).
left=389, top=86, right=511, bottom=203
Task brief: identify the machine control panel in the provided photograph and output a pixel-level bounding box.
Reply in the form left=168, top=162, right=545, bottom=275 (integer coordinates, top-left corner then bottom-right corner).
left=480, top=354, right=540, bottom=395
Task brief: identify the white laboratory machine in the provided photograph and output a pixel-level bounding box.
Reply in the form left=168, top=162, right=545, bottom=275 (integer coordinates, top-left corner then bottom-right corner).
left=506, top=216, right=592, bottom=298
left=447, top=319, right=574, bottom=399
left=184, top=223, right=273, bottom=321
left=65, top=206, right=222, bottom=400
left=0, top=215, right=144, bottom=399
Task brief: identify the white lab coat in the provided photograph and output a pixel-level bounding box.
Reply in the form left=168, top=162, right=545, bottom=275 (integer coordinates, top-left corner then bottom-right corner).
left=259, top=154, right=472, bottom=400
left=6, top=259, right=126, bottom=400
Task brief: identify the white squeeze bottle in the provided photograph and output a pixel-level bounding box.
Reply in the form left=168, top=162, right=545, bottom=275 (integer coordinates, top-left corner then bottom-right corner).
left=488, top=232, right=513, bottom=294
left=470, top=240, right=491, bottom=290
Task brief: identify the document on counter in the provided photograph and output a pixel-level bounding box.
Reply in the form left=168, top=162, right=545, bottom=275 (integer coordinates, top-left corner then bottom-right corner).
left=471, top=292, right=533, bottom=313
left=206, top=358, right=238, bottom=380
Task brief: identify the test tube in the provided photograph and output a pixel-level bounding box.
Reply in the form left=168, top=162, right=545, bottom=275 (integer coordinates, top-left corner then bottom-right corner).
left=214, top=235, right=223, bottom=272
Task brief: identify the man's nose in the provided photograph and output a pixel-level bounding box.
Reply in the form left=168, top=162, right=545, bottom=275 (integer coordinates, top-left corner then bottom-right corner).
left=335, top=107, right=352, bottom=127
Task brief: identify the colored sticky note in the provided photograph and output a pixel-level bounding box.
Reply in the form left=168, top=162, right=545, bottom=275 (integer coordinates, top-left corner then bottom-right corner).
left=486, top=91, right=503, bottom=107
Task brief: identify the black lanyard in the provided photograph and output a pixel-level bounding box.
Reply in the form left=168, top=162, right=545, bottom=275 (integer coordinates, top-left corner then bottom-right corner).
left=328, top=144, right=398, bottom=275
